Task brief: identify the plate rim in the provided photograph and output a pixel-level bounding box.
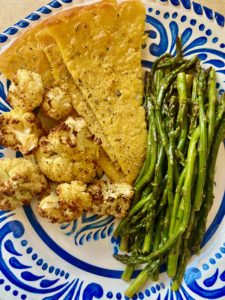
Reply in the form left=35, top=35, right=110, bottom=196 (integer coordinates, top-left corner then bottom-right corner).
left=0, top=0, right=224, bottom=300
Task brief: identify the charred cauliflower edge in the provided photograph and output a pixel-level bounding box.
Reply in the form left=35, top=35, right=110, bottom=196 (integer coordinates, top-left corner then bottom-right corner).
left=41, top=86, right=74, bottom=121
left=0, top=108, right=44, bottom=154
left=0, top=158, right=48, bottom=210
left=35, top=116, right=99, bottom=183
left=0, top=69, right=135, bottom=223
left=38, top=180, right=134, bottom=223
left=7, top=69, right=44, bottom=111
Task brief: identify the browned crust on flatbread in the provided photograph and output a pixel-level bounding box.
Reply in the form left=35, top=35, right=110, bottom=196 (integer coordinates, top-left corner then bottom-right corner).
left=0, top=23, right=42, bottom=55
left=0, top=0, right=146, bottom=184
left=43, top=1, right=116, bottom=27
left=42, top=0, right=141, bottom=28
left=0, top=1, right=115, bottom=57
left=0, top=0, right=140, bottom=58
left=0, top=1, right=119, bottom=84
left=0, top=20, right=55, bottom=86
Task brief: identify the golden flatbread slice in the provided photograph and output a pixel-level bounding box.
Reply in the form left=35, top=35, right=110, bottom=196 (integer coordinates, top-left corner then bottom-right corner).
left=97, top=149, right=125, bottom=182
left=45, top=0, right=147, bottom=183
left=0, top=24, right=54, bottom=88
left=35, top=29, right=117, bottom=162
left=35, top=30, right=71, bottom=87
left=35, top=28, right=125, bottom=182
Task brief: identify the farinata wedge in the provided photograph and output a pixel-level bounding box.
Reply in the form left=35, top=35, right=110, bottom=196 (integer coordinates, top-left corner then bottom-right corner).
left=44, top=0, right=147, bottom=183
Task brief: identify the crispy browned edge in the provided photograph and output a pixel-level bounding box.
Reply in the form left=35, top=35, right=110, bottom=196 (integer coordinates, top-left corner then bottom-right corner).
left=0, top=0, right=146, bottom=185
left=0, top=0, right=144, bottom=60
left=43, top=1, right=116, bottom=27
left=42, top=0, right=143, bottom=28
left=0, top=1, right=118, bottom=60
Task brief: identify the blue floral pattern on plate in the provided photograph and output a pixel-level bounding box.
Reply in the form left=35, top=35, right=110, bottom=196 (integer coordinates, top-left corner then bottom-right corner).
left=0, top=0, right=224, bottom=299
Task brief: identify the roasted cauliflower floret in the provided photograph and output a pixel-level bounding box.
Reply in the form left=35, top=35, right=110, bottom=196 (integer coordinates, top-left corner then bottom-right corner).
left=0, top=108, right=44, bottom=154
left=89, top=181, right=133, bottom=218
left=38, top=189, right=66, bottom=223
left=38, top=181, right=92, bottom=223
left=58, top=181, right=92, bottom=213
left=7, top=69, right=44, bottom=111
left=38, top=179, right=133, bottom=223
left=41, top=87, right=74, bottom=121
left=36, top=116, right=99, bottom=182
left=0, top=158, right=48, bottom=210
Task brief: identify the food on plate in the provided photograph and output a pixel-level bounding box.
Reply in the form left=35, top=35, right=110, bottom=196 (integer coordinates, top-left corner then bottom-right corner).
left=7, top=69, right=44, bottom=111
left=0, top=0, right=147, bottom=185
left=36, top=116, right=99, bottom=183
left=38, top=180, right=133, bottom=223
left=38, top=181, right=92, bottom=223
left=89, top=180, right=133, bottom=218
left=114, top=40, right=225, bottom=297
left=0, top=158, right=48, bottom=210
left=0, top=24, right=55, bottom=88
left=36, top=28, right=126, bottom=183
left=41, top=87, right=74, bottom=121
left=0, top=0, right=224, bottom=297
left=45, top=0, right=147, bottom=184
left=0, top=108, right=44, bottom=154
left=35, top=29, right=73, bottom=88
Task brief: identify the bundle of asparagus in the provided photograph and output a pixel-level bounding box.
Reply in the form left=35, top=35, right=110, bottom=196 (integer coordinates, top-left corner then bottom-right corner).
left=114, top=38, right=225, bottom=298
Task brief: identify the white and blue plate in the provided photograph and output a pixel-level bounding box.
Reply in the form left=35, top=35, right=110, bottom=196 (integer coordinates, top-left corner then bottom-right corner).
left=0, top=0, right=225, bottom=299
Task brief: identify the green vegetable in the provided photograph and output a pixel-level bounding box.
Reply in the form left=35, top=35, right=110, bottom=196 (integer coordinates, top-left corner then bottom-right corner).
left=192, top=116, right=225, bottom=254
left=113, top=37, right=225, bottom=297
left=207, top=69, right=217, bottom=151
left=193, top=68, right=208, bottom=212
